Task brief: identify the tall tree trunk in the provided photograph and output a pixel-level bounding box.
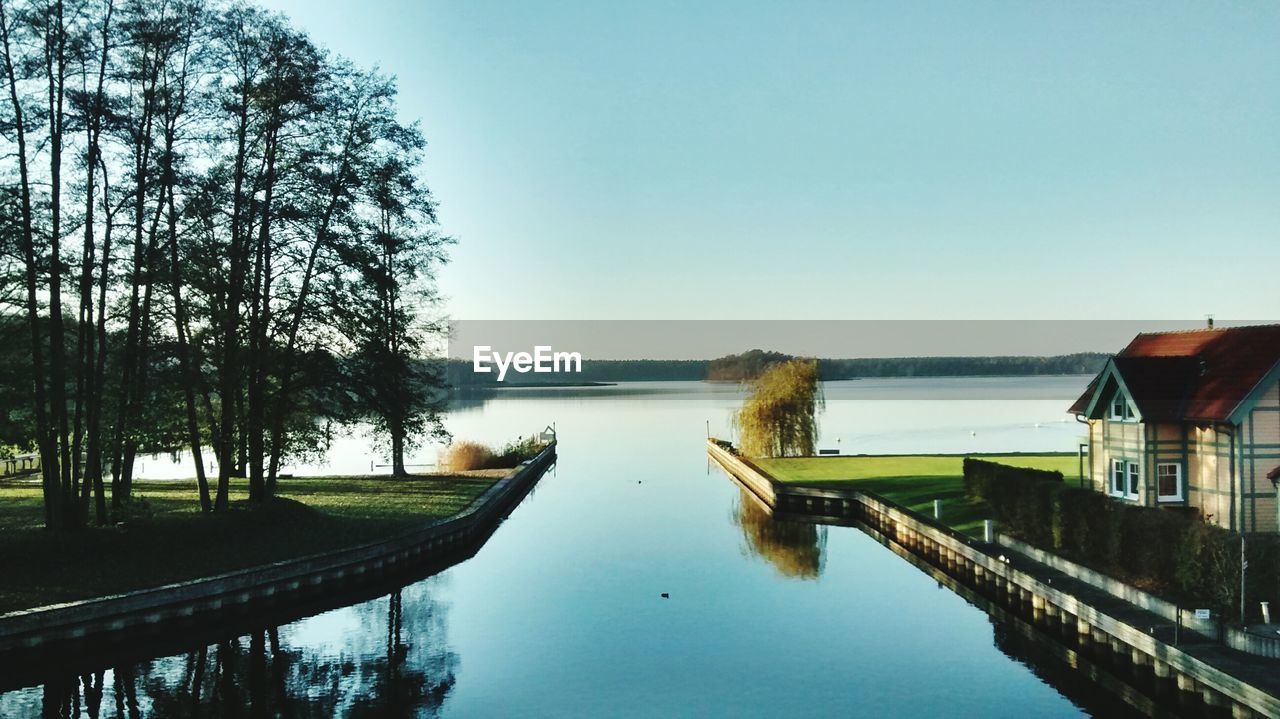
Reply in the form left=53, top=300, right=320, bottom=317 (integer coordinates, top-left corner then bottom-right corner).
left=216, top=79, right=253, bottom=510
left=391, top=425, right=407, bottom=477
left=265, top=141, right=354, bottom=491
left=111, top=43, right=162, bottom=509
left=0, top=0, right=60, bottom=527
left=248, top=127, right=278, bottom=501
left=86, top=156, right=114, bottom=523
left=77, top=0, right=113, bottom=523
left=167, top=153, right=211, bottom=511
left=44, top=0, right=77, bottom=527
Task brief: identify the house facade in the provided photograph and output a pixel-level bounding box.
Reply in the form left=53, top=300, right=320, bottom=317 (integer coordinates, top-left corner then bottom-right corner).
left=1070, top=325, right=1280, bottom=533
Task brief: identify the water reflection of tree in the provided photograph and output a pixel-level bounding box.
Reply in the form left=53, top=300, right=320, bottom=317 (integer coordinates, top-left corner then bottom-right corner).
left=734, top=488, right=827, bottom=579
left=31, top=585, right=458, bottom=717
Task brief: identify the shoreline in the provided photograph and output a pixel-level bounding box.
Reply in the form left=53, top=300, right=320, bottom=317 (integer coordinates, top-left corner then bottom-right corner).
left=0, top=442, right=556, bottom=675
left=707, top=439, right=1280, bottom=718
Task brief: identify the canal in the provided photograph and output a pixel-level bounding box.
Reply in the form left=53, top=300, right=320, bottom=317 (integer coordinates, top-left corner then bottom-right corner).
left=2, top=377, right=1152, bottom=717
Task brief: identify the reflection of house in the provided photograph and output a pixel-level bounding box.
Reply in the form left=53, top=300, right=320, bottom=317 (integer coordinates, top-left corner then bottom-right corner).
left=1069, top=324, right=1280, bottom=533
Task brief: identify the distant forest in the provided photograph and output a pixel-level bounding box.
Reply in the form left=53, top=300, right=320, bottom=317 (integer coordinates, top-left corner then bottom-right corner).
left=448, top=349, right=1108, bottom=386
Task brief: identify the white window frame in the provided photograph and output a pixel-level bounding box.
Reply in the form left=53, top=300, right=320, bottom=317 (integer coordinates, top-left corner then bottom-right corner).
left=1157, top=462, right=1183, bottom=502
left=1111, top=459, right=1126, bottom=497
left=1127, top=461, right=1140, bottom=500
left=1110, top=393, right=1135, bottom=421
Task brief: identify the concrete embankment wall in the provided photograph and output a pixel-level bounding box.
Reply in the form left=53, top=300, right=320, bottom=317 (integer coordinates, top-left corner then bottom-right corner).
left=995, top=534, right=1219, bottom=636
left=707, top=439, right=1280, bottom=719
left=0, top=453, right=39, bottom=479
left=1225, top=624, right=1280, bottom=660
left=0, top=442, right=556, bottom=660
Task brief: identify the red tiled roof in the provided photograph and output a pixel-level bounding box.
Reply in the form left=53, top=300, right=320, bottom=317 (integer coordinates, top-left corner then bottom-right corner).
left=1069, top=325, right=1280, bottom=423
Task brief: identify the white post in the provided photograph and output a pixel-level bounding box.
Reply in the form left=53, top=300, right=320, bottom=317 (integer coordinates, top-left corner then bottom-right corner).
left=1241, top=535, right=1248, bottom=625
left=984, top=520, right=995, bottom=543
left=933, top=499, right=942, bottom=519
left=1262, top=601, right=1271, bottom=625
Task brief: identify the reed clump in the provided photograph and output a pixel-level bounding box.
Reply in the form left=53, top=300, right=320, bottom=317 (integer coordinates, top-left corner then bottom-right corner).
left=441, top=441, right=495, bottom=471
left=441, top=437, right=548, bottom=471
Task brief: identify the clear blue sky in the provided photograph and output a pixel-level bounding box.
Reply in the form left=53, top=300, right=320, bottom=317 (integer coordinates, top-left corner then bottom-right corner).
left=260, top=0, right=1279, bottom=321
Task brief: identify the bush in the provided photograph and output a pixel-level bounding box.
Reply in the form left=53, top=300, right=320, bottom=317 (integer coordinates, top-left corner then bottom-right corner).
left=963, top=458, right=1280, bottom=617
left=442, top=441, right=494, bottom=471
left=963, top=457, right=1063, bottom=502
left=441, top=436, right=548, bottom=471
left=491, top=437, right=546, bottom=467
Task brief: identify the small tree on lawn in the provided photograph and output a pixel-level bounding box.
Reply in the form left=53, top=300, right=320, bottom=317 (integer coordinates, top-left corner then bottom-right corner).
left=734, top=358, right=823, bottom=457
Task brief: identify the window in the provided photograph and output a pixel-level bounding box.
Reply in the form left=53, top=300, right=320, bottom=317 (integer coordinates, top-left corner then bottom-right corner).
left=1112, top=459, right=1125, bottom=496
left=1110, top=393, right=1135, bottom=421
left=1127, top=461, right=1140, bottom=499
left=1157, top=463, right=1182, bottom=502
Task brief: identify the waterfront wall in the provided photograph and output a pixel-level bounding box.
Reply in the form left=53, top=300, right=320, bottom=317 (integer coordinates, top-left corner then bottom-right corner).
left=0, top=442, right=556, bottom=659
left=995, top=534, right=1219, bottom=635
left=707, top=439, right=1280, bottom=719
left=0, top=453, right=38, bottom=479
left=1225, top=624, right=1280, bottom=660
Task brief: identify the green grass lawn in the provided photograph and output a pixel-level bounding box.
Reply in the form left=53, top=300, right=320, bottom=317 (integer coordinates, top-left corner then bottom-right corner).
left=0, top=471, right=507, bottom=614
left=754, top=454, right=1080, bottom=536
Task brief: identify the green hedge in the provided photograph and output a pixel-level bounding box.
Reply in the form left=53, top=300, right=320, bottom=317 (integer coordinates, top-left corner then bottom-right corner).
left=963, top=458, right=1280, bottom=621
left=963, top=457, right=1063, bottom=502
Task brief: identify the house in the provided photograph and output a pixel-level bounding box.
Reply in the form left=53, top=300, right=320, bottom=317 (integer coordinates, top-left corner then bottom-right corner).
left=1069, top=324, right=1280, bottom=533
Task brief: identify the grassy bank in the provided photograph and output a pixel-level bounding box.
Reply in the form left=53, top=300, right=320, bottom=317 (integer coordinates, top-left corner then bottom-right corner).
left=0, top=472, right=507, bottom=614
left=754, top=454, right=1079, bottom=536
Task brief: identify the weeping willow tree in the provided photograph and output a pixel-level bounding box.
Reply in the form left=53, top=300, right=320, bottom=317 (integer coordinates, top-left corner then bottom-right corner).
left=734, top=488, right=827, bottom=579
left=734, top=359, right=824, bottom=457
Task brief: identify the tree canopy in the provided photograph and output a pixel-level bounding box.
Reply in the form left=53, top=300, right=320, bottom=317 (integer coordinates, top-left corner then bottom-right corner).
left=0, top=0, right=449, bottom=527
left=734, top=359, right=824, bottom=458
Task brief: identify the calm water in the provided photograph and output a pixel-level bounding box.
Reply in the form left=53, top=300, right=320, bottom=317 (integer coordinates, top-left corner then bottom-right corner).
left=2, top=377, right=1130, bottom=717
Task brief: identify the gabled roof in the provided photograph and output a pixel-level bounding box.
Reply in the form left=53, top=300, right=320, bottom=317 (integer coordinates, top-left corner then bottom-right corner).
left=1069, top=325, right=1280, bottom=423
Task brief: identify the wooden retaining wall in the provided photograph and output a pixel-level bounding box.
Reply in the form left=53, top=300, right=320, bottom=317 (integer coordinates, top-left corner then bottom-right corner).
left=708, top=439, right=1280, bottom=719
left=0, top=442, right=556, bottom=661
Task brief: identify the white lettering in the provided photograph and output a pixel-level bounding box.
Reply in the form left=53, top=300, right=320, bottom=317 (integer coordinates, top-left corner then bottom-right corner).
left=493, top=349, right=513, bottom=382
left=475, top=346, right=583, bottom=381
left=554, top=350, right=582, bottom=373
left=534, top=345, right=552, bottom=372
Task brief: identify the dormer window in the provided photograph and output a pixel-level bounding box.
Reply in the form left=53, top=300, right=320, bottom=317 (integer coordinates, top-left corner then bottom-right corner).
left=1110, top=392, right=1135, bottom=421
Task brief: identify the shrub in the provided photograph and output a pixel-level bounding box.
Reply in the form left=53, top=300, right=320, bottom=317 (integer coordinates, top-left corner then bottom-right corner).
left=491, top=437, right=546, bottom=467
left=963, top=458, right=1062, bottom=502
left=441, top=436, right=548, bottom=471
left=442, top=441, right=495, bottom=471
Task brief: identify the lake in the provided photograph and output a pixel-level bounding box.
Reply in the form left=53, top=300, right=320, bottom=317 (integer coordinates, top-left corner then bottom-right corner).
left=3, top=376, right=1143, bottom=717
